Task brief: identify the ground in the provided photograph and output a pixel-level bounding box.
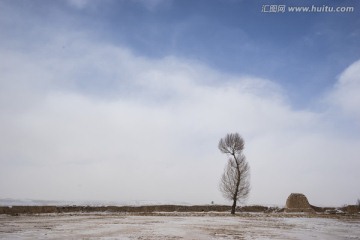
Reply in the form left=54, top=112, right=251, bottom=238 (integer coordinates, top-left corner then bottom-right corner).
left=1, top=212, right=359, bottom=239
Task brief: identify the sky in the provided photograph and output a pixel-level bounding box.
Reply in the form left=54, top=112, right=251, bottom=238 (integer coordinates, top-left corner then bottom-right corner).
left=0, top=0, right=359, bottom=207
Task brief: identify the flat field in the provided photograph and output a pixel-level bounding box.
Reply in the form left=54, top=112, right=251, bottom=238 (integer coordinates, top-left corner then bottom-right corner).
left=1, top=212, right=359, bottom=239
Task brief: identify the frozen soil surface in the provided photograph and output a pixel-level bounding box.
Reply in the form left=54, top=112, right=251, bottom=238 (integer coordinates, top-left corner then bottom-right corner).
left=0, top=212, right=359, bottom=239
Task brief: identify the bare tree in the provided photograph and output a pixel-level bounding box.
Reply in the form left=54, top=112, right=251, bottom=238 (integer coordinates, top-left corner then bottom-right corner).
left=357, top=199, right=360, bottom=209
left=219, top=133, right=250, bottom=214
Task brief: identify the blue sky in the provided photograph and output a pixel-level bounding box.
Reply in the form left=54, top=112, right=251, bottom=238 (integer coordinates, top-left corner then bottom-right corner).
left=2, top=0, right=359, bottom=105
left=66, top=0, right=360, bottom=106
left=0, top=0, right=359, bottom=206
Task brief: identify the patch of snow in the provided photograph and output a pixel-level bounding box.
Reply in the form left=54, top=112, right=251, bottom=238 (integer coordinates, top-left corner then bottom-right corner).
left=0, top=213, right=359, bottom=239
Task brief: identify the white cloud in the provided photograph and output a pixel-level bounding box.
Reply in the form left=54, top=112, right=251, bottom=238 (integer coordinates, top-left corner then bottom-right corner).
left=327, top=59, right=360, bottom=121
left=0, top=33, right=359, bottom=206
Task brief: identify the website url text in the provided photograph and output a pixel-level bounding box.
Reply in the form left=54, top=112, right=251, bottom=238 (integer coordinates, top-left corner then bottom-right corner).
left=261, top=5, right=355, bottom=13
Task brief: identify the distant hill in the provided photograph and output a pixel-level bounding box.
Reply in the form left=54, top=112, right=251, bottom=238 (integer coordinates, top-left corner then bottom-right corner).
left=0, top=198, right=191, bottom=207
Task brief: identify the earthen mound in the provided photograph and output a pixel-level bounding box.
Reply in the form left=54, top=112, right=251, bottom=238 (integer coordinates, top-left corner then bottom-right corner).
left=285, top=193, right=315, bottom=213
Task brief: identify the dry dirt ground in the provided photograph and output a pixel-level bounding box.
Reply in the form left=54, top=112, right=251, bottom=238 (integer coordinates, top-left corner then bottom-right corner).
left=1, top=212, right=359, bottom=239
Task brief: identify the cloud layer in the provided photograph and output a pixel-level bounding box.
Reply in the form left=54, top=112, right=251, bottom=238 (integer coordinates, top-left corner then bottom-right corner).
left=0, top=0, right=359, bottom=206
left=328, top=59, right=360, bottom=122
left=1, top=32, right=359, bottom=206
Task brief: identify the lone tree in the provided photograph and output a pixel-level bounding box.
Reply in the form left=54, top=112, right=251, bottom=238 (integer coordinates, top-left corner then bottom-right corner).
left=219, top=133, right=250, bottom=214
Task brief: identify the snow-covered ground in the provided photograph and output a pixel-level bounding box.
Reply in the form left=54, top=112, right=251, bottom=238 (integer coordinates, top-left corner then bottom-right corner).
left=1, top=212, right=359, bottom=239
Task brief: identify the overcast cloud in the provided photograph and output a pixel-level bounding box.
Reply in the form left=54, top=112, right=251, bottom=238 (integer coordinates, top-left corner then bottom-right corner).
left=0, top=0, right=359, bottom=206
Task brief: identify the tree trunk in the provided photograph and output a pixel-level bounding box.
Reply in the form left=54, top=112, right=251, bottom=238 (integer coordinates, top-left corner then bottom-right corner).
left=230, top=156, right=241, bottom=215
left=231, top=198, right=236, bottom=214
